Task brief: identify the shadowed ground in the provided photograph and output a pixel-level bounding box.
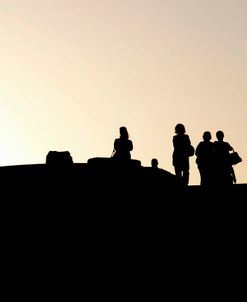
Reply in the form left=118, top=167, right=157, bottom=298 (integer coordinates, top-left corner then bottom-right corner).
left=1, top=159, right=246, bottom=231
left=1, top=159, right=246, bottom=292
left=1, top=159, right=246, bottom=200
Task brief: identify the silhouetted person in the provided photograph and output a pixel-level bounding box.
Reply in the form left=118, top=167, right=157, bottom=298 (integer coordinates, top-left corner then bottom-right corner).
left=213, top=130, right=235, bottom=187
left=195, top=131, right=215, bottom=188
left=151, top=158, right=159, bottom=169
left=148, top=157, right=179, bottom=192
left=172, top=123, right=192, bottom=186
left=112, top=126, right=133, bottom=160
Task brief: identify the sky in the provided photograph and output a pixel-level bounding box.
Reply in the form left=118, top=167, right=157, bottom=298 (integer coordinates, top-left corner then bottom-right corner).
left=0, top=0, right=246, bottom=185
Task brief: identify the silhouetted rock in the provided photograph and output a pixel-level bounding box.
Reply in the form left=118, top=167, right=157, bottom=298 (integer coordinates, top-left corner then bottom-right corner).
left=46, top=151, right=73, bottom=166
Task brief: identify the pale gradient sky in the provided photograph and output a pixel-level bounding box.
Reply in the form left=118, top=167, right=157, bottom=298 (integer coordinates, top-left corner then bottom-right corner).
left=0, top=0, right=246, bottom=185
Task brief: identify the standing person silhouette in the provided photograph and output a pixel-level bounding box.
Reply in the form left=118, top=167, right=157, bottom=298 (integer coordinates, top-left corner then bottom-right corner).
left=172, top=123, right=192, bottom=186
left=112, top=126, right=133, bottom=160
left=213, top=130, right=236, bottom=187
left=195, top=131, right=215, bottom=188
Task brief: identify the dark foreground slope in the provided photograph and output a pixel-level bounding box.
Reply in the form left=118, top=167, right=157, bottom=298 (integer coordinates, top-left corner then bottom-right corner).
left=1, top=158, right=246, bottom=234
left=1, top=158, right=246, bottom=200
left=0, top=158, right=179, bottom=200
left=1, top=159, right=246, bottom=294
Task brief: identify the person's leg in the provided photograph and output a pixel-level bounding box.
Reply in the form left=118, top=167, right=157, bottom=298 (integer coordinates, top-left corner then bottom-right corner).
left=183, top=170, right=189, bottom=186
left=199, top=168, right=205, bottom=186
left=175, top=166, right=182, bottom=179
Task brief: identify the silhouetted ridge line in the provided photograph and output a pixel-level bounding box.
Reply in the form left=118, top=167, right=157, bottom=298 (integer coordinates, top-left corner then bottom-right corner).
left=1, top=158, right=245, bottom=202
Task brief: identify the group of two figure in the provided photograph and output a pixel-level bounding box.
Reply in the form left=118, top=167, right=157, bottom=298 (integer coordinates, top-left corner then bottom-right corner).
left=112, top=124, right=237, bottom=188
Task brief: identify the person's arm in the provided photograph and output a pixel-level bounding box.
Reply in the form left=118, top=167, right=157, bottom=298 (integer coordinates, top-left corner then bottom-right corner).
left=111, top=139, right=117, bottom=157
left=172, top=136, right=176, bottom=148
left=231, top=167, right=236, bottom=183
left=195, top=142, right=201, bottom=157
left=129, top=140, right=133, bottom=151
left=227, top=142, right=233, bottom=152
left=187, top=135, right=191, bottom=145
left=114, top=139, right=118, bottom=150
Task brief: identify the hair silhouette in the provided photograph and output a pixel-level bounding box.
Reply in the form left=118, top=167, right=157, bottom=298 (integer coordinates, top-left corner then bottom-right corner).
left=175, top=123, right=186, bottom=134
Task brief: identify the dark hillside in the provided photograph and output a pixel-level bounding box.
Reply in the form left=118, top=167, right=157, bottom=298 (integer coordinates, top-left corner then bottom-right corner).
left=1, top=159, right=246, bottom=290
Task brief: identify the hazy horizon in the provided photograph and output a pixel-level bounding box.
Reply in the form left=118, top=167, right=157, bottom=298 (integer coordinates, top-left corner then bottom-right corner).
left=1, top=0, right=247, bottom=184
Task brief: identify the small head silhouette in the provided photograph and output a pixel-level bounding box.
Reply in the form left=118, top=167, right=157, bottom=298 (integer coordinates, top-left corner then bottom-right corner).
left=175, top=123, right=186, bottom=134
left=151, top=158, right=159, bottom=168
left=216, top=130, right=224, bottom=141
left=203, top=131, right=212, bottom=142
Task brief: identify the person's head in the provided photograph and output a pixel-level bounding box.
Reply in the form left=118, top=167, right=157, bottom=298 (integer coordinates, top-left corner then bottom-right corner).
left=119, top=126, right=129, bottom=139
left=216, top=130, right=224, bottom=142
left=151, top=158, right=158, bottom=168
left=175, top=123, right=186, bottom=134
left=203, top=131, right=212, bottom=142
